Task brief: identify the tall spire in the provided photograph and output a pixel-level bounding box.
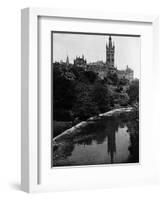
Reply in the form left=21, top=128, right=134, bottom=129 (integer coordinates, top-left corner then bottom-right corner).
left=109, top=35, right=112, bottom=47
left=106, top=35, right=115, bottom=69
left=66, top=55, right=69, bottom=66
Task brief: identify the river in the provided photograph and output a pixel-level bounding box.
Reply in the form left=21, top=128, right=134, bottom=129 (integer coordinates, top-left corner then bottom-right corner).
left=53, top=111, right=139, bottom=167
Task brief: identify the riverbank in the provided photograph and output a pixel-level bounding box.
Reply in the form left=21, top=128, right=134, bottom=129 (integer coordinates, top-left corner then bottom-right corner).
left=53, top=106, right=133, bottom=144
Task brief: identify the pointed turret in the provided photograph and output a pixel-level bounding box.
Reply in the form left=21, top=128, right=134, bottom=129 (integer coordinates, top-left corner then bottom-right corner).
left=106, top=35, right=115, bottom=70
left=66, top=55, right=69, bottom=66
left=109, top=35, right=112, bottom=48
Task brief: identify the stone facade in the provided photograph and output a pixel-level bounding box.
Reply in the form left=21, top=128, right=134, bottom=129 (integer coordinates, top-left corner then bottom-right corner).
left=87, top=61, right=108, bottom=79
left=106, top=36, right=117, bottom=75
left=117, top=66, right=134, bottom=82
left=106, top=36, right=115, bottom=69
left=74, top=55, right=87, bottom=70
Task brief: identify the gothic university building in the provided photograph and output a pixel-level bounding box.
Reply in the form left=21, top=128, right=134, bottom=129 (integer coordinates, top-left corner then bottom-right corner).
left=106, top=36, right=134, bottom=82
left=65, top=36, right=134, bottom=82
left=106, top=36, right=116, bottom=72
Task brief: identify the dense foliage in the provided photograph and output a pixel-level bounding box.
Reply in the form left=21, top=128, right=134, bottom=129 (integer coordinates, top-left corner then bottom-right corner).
left=52, top=62, right=139, bottom=136
left=127, top=79, right=139, bottom=104
left=53, top=63, right=113, bottom=122
left=52, top=62, right=139, bottom=167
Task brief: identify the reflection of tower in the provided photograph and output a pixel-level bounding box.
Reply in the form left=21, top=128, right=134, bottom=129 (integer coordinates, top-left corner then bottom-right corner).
left=106, top=36, right=115, bottom=68
left=107, top=125, right=116, bottom=163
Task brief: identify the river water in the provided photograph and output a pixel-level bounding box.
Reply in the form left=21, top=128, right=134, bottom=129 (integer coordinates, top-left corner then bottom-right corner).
left=53, top=112, right=139, bottom=167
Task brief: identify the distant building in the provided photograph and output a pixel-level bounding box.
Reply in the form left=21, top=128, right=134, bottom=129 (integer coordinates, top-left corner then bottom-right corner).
left=106, top=36, right=116, bottom=74
left=74, top=55, right=87, bottom=69
left=87, top=61, right=107, bottom=79
left=86, top=36, right=134, bottom=81
left=105, top=36, right=134, bottom=81
left=54, top=36, right=134, bottom=82
left=117, top=65, right=134, bottom=82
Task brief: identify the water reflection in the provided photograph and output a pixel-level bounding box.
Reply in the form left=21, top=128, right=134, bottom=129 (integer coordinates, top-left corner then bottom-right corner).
left=53, top=112, right=139, bottom=166
left=107, top=131, right=116, bottom=164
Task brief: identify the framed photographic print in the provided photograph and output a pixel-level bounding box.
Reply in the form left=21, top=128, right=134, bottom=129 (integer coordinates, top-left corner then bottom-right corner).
left=21, top=8, right=159, bottom=193
left=52, top=32, right=140, bottom=167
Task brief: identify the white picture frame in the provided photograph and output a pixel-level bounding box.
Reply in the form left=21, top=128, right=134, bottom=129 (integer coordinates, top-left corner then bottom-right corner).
left=21, top=7, right=159, bottom=193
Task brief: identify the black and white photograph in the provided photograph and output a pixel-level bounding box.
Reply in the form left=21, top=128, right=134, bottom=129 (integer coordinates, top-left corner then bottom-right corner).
left=52, top=32, right=140, bottom=167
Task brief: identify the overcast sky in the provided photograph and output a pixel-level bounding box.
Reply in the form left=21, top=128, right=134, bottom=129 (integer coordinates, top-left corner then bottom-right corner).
left=52, top=33, right=140, bottom=79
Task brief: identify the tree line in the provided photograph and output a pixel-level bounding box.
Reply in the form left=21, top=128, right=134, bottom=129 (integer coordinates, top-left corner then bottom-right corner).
left=53, top=62, right=139, bottom=122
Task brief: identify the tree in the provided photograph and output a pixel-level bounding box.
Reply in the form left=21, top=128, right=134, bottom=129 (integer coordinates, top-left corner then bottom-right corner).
left=107, top=72, right=119, bottom=85
left=118, top=77, right=129, bottom=86
left=53, top=65, right=76, bottom=120
left=91, top=82, right=111, bottom=113
left=127, top=79, right=139, bottom=104
left=84, top=71, right=98, bottom=83
left=73, top=83, right=99, bottom=120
